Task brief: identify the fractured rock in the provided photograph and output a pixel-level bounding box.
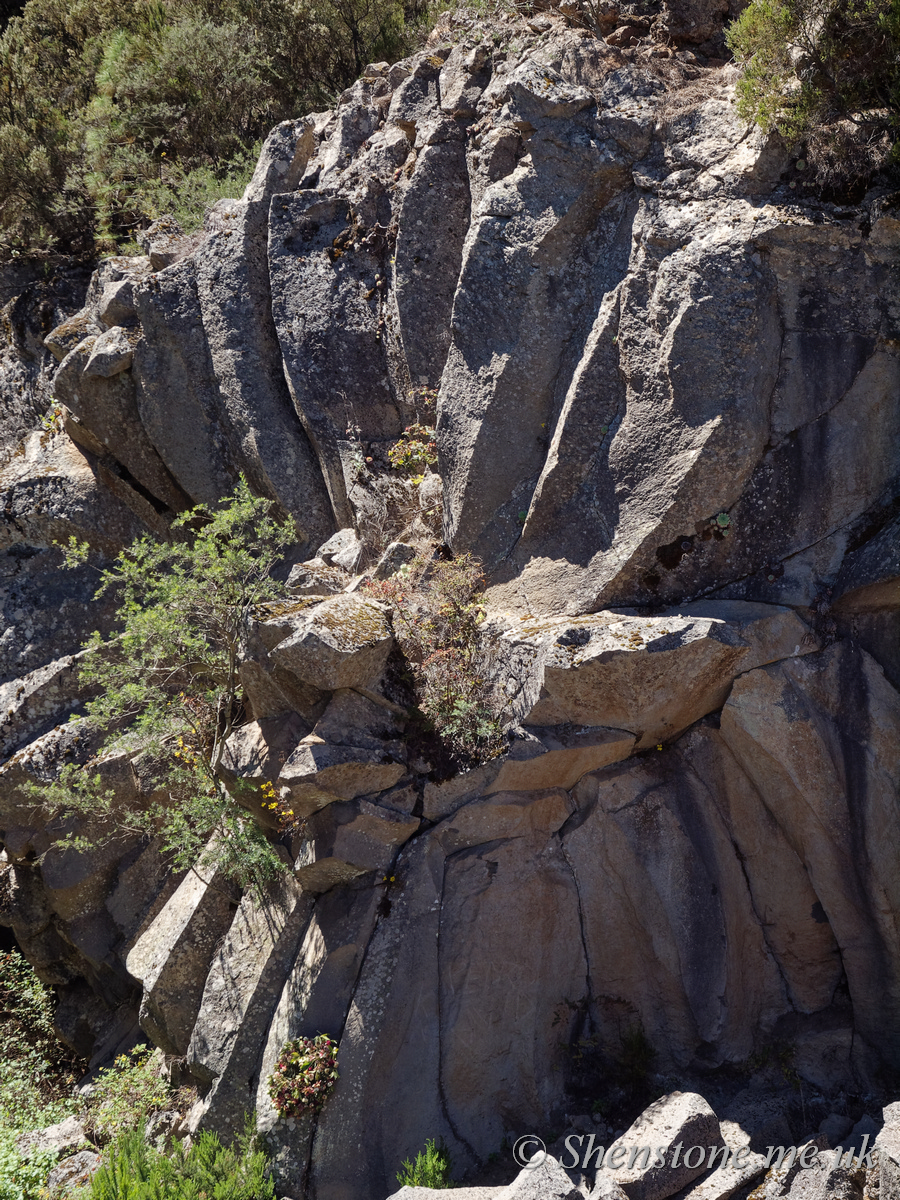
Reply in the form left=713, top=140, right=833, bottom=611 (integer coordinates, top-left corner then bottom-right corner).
left=266, top=594, right=394, bottom=691
left=605, top=1091, right=723, bottom=1200
left=486, top=726, right=634, bottom=792
left=125, top=861, right=237, bottom=1056
left=186, top=874, right=312, bottom=1139
left=278, top=740, right=405, bottom=815
left=495, top=602, right=812, bottom=748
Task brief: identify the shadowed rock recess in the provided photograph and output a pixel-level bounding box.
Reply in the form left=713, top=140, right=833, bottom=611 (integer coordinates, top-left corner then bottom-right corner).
left=2, top=7, right=900, bottom=1200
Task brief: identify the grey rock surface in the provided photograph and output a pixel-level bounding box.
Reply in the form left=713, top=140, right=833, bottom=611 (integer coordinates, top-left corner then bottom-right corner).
left=0, top=15, right=899, bottom=1200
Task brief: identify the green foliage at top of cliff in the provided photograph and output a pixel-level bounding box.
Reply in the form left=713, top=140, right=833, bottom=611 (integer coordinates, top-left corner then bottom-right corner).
left=0, top=0, right=427, bottom=260
left=728, top=0, right=900, bottom=193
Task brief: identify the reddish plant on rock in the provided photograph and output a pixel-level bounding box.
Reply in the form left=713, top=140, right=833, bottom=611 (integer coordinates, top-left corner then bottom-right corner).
left=267, top=1034, right=339, bottom=1119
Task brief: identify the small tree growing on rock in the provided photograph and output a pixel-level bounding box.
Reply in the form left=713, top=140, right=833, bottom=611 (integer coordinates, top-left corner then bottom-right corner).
left=34, top=477, right=296, bottom=892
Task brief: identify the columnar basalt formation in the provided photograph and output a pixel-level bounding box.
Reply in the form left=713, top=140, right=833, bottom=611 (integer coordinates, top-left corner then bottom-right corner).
left=1, top=8, right=899, bottom=1199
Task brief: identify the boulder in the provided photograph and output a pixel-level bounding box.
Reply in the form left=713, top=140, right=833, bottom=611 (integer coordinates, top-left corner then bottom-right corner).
left=287, top=557, right=348, bottom=596
left=494, top=1154, right=582, bottom=1200
left=16, top=1114, right=88, bottom=1158
left=316, top=528, right=364, bottom=572
left=83, top=326, right=139, bottom=377
left=389, top=1190, right=504, bottom=1200
left=495, top=603, right=812, bottom=748
left=47, top=1150, right=102, bottom=1194
left=44, top=314, right=101, bottom=361
left=604, top=1092, right=724, bottom=1200
left=139, top=214, right=194, bottom=271
left=266, top=594, right=394, bottom=691
left=96, top=278, right=138, bottom=328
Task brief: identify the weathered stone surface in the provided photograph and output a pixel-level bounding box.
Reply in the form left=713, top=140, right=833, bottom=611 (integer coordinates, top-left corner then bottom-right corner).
left=53, top=336, right=187, bottom=512
left=139, top=214, right=195, bottom=271
left=269, top=190, right=402, bottom=527
left=16, top=1114, right=88, bottom=1158
left=439, top=64, right=631, bottom=569
left=47, top=1150, right=102, bottom=1193
left=486, top=725, right=634, bottom=792
left=287, top=557, right=348, bottom=596
left=195, top=198, right=334, bottom=550
left=606, top=1092, right=723, bottom=1200
left=267, top=594, right=394, bottom=691
left=494, top=1156, right=582, bottom=1200
left=495, top=603, right=812, bottom=748
left=0, top=431, right=146, bottom=557
left=125, top=862, right=237, bottom=1055
left=132, top=257, right=238, bottom=505
left=389, top=1190, right=505, bottom=1200
left=748, top=1138, right=841, bottom=1200
left=317, top=528, right=363, bottom=572
left=242, top=117, right=317, bottom=203
left=779, top=1153, right=864, bottom=1200
left=292, top=798, right=419, bottom=890
left=96, top=278, right=138, bottom=328
left=3, top=26, right=900, bottom=1200
left=186, top=875, right=312, bottom=1138
left=394, top=126, right=470, bottom=387
left=720, top=645, right=900, bottom=1070
left=677, top=1113, right=767, bottom=1200
left=308, top=790, right=582, bottom=1200
left=83, top=326, right=139, bottom=377
left=44, top=314, right=101, bottom=361
left=833, top=513, right=900, bottom=613
left=875, top=1105, right=900, bottom=1200
left=279, top=740, right=405, bottom=815
left=372, top=540, right=418, bottom=580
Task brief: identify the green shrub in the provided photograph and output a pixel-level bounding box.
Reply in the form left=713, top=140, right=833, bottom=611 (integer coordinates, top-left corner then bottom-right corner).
left=0, top=1134, right=55, bottom=1200
left=267, top=1034, right=338, bottom=1119
left=88, top=1124, right=275, bottom=1200
left=364, top=554, right=505, bottom=768
left=396, top=1138, right=454, bottom=1189
left=32, top=477, right=297, bottom=893
left=727, top=0, right=900, bottom=191
left=85, top=1047, right=170, bottom=1144
left=0, top=950, right=84, bottom=1200
left=387, top=423, right=438, bottom=478
left=0, top=0, right=431, bottom=259
left=0, top=950, right=81, bottom=1128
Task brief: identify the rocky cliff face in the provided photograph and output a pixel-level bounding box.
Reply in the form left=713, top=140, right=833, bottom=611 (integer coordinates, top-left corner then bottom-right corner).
left=2, top=4, right=899, bottom=1198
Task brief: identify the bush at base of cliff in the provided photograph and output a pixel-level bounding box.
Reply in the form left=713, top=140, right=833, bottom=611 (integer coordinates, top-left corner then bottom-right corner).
left=0, top=950, right=82, bottom=1199
left=86, top=1125, right=275, bottom=1200
left=84, top=1048, right=171, bottom=1145
left=727, top=0, right=900, bottom=194
left=396, top=1138, right=455, bottom=1189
